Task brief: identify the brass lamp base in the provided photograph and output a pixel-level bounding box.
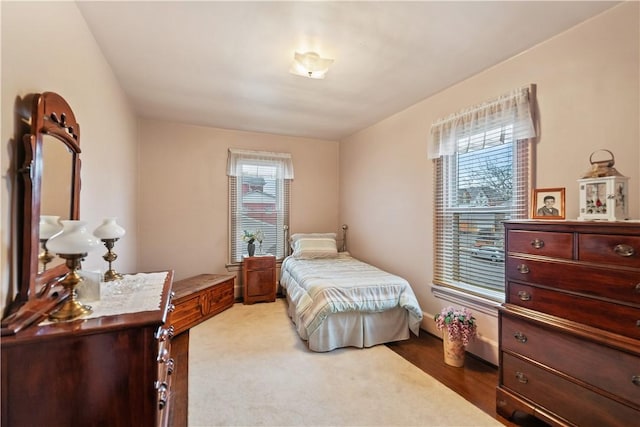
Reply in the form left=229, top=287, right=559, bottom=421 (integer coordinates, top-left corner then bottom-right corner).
left=103, top=269, right=123, bottom=282
left=38, top=240, right=54, bottom=271
left=49, top=299, right=92, bottom=321
left=101, top=238, right=123, bottom=282
left=49, top=254, right=92, bottom=321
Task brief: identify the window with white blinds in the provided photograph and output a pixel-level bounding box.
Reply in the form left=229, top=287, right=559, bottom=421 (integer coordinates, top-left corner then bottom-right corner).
left=227, top=149, right=293, bottom=263
left=429, top=86, right=536, bottom=297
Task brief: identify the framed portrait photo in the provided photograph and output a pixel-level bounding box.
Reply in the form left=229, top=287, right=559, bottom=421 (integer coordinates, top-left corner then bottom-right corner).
left=531, top=187, right=566, bottom=219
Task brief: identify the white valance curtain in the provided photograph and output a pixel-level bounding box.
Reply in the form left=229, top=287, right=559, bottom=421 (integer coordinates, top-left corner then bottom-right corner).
left=226, top=148, right=295, bottom=179
left=428, top=86, right=536, bottom=159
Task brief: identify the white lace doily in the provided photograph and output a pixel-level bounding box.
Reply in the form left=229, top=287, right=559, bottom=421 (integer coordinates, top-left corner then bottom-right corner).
left=40, top=271, right=169, bottom=324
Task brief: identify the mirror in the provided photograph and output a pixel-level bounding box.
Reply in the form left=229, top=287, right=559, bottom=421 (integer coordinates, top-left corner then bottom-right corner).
left=16, top=92, right=81, bottom=304
left=37, top=139, right=74, bottom=273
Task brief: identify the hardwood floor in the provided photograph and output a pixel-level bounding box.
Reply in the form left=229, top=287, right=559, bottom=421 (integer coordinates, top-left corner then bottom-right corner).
left=386, top=332, right=549, bottom=427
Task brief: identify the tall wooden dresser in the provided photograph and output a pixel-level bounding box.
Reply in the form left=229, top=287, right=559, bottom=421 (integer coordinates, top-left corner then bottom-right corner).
left=497, top=221, right=640, bottom=426
left=1, top=271, right=175, bottom=427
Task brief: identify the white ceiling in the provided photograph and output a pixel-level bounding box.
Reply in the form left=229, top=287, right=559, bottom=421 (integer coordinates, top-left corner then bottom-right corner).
left=77, top=1, right=618, bottom=141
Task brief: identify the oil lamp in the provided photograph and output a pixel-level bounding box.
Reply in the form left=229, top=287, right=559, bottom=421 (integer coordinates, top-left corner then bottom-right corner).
left=93, top=217, right=126, bottom=281
left=46, top=220, right=101, bottom=320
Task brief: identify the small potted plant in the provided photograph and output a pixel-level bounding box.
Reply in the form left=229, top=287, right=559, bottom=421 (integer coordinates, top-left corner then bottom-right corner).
left=243, top=230, right=256, bottom=256
left=434, top=306, right=477, bottom=367
left=243, top=229, right=264, bottom=256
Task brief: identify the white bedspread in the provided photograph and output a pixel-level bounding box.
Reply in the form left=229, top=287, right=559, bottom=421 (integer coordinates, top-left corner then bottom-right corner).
left=280, top=253, right=423, bottom=340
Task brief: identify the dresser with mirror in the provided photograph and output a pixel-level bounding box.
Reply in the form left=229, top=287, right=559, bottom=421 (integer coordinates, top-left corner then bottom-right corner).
left=1, top=92, right=175, bottom=426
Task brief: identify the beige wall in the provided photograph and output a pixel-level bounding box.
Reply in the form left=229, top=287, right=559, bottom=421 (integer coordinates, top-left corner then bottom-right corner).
left=1, top=2, right=138, bottom=314
left=137, top=119, right=339, bottom=292
left=340, top=2, right=639, bottom=363
left=2, top=1, right=637, bottom=366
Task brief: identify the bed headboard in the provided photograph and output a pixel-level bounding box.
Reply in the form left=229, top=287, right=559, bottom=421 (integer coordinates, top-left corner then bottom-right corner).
left=283, top=224, right=348, bottom=257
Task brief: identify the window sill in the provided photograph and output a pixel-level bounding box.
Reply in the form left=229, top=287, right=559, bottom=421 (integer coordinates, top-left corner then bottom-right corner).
left=430, top=283, right=503, bottom=317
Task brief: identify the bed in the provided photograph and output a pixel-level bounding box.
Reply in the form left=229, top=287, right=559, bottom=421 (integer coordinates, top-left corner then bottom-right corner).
left=279, top=229, right=423, bottom=352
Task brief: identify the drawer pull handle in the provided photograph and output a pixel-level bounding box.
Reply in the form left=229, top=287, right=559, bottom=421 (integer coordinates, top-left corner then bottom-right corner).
left=530, top=239, right=545, bottom=249
left=156, top=327, right=169, bottom=341
left=517, top=264, right=530, bottom=274
left=632, top=375, right=640, bottom=386
left=166, top=358, right=175, bottom=375
left=515, top=371, right=528, bottom=384
left=614, top=244, right=635, bottom=257
left=156, top=381, right=169, bottom=410
left=517, top=291, right=531, bottom=301
left=513, top=332, right=528, bottom=343
left=635, top=283, right=640, bottom=293
left=156, top=326, right=175, bottom=341
left=157, top=348, right=170, bottom=364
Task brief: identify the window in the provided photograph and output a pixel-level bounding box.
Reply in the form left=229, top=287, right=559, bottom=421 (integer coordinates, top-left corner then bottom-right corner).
left=227, top=149, right=294, bottom=263
left=429, top=87, right=536, bottom=298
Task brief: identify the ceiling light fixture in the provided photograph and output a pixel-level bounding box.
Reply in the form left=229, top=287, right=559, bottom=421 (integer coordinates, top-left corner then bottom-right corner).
left=290, top=51, right=334, bottom=79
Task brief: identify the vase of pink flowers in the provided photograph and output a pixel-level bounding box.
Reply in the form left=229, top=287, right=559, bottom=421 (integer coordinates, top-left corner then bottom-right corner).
left=434, top=306, right=477, bottom=367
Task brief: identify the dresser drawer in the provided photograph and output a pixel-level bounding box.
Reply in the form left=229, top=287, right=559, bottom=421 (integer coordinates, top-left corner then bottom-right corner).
left=245, top=255, right=275, bottom=270
left=501, top=314, right=640, bottom=407
left=502, top=353, right=639, bottom=427
left=507, top=230, right=573, bottom=259
left=507, top=283, right=640, bottom=339
left=506, top=257, right=640, bottom=305
left=579, top=234, right=640, bottom=268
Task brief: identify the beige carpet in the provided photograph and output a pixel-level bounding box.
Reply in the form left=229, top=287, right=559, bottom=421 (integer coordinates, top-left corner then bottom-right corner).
left=188, top=299, right=502, bottom=427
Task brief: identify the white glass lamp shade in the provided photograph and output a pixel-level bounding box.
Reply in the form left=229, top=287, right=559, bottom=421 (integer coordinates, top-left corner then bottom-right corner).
left=39, top=215, right=63, bottom=240
left=93, top=217, right=126, bottom=240
left=47, top=220, right=102, bottom=255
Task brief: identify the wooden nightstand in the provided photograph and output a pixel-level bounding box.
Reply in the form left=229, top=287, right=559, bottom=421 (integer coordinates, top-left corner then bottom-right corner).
left=242, top=255, right=276, bottom=304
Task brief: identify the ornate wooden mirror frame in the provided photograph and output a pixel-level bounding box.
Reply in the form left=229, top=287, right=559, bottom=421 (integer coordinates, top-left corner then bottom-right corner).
left=16, top=92, right=81, bottom=305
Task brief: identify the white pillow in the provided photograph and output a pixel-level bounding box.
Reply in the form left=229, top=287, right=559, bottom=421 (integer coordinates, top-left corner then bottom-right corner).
left=291, top=232, right=337, bottom=243
left=292, top=236, right=338, bottom=259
